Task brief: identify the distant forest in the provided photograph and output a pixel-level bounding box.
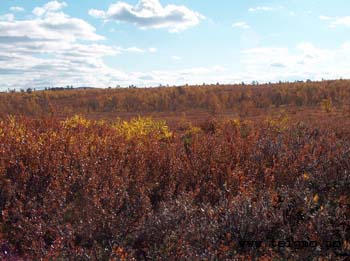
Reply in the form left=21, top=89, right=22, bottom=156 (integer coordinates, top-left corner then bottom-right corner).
left=0, top=80, right=349, bottom=117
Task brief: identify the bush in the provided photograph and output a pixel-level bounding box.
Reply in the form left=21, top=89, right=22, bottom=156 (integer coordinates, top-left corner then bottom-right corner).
left=0, top=116, right=349, bottom=259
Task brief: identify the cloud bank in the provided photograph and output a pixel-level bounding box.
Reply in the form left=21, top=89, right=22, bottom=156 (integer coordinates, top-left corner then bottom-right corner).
left=0, top=1, right=151, bottom=89
left=240, top=42, right=350, bottom=82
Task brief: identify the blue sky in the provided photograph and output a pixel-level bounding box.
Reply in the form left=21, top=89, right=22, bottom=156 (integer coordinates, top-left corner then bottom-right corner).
left=1, top=0, right=350, bottom=89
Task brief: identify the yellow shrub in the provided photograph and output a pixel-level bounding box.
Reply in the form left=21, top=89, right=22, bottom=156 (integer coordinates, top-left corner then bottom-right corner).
left=113, top=116, right=172, bottom=140
left=232, top=119, right=241, bottom=126
left=186, top=126, right=201, bottom=136
left=63, top=115, right=91, bottom=128
left=321, top=98, right=332, bottom=113
left=266, top=112, right=289, bottom=132
left=6, top=116, right=27, bottom=142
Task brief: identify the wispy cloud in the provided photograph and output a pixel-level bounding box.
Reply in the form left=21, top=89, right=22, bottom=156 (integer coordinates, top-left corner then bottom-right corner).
left=171, top=55, right=182, bottom=61
left=117, top=47, right=157, bottom=53
left=248, top=6, right=278, bottom=12
left=10, top=6, right=25, bottom=12
left=232, top=21, right=250, bottom=30
left=240, top=42, right=350, bottom=82
left=123, top=47, right=145, bottom=53
left=270, top=63, right=286, bottom=68
left=319, top=15, right=350, bottom=28
left=319, top=15, right=331, bottom=21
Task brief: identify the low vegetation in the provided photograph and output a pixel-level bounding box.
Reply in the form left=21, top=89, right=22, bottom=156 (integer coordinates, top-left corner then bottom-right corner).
left=1, top=112, right=349, bottom=259
left=1, top=81, right=350, bottom=259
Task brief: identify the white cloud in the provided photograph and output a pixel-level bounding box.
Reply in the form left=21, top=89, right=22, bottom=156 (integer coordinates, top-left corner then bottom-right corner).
left=171, top=55, right=181, bottom=61
left=88, top=9, right=105, bottom=19
left=248, top=6, right=276, bottom=12
left=123, top=46, right=145, bottom=53
left=240, top=42, right=350, bottom=82
left=10, top=6, right=25, bottom=12
left=33, top=1, right=67, bottom=16
left=319, top=15, right=350, bottom=28
left=296, top=42, right=332, bottom=59
left=3, top=39, right=350, bottom=89
left=319, top=15, right=331, bottom=21
left=232, top=21, right=250, bottom=29
left=89, top=0, right=205, bottom=32
left=0, top=10, right=104, bottom=42
left=133, top=65, right=231, bottom=86
left=0, top=14, right=15, bottom=22
left=330, top=17, right=350, bottom=27
left=2, top=1, right=350, bottom=89
left=110, top=46, right=157, bottom=54
left=0, top=1, right=152, bottom=89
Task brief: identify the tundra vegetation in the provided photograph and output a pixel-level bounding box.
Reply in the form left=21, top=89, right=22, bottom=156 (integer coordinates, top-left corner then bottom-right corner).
left=0, top=80, right=349, bottom=259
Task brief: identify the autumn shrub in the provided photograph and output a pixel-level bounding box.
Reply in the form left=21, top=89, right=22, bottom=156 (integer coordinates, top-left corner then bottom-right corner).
left=321, top=98, right=333, bottom=113
left=1, top=79, right=350, bottom=118
left=0, top=115, right=349, bottom=259
left=113, top=116, right=173, bottom=140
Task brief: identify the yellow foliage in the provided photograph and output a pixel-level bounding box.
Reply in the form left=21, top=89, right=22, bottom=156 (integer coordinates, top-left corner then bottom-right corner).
left=303, top=172, right=310, bottom=180
left=313, top=194, right=319, bottom=203
left=266, top=112, right=289, bottom=131
left=185, top=126, right=201, bottom=136
left=321, top=98, right=332, bottom=113
left=5, top=116, right=27, bottom=142
left=63, top=115, right=91, bottom=128
left=231, top=118, right=241, bottom=127
left=229, top=118, right=252, bottom=138
left=113, top=116, right=172, bottom=140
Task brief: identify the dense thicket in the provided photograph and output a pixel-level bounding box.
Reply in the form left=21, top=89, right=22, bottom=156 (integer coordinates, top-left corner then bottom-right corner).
left=1, top=80, right=350, bottom=117
left=1, top=116, right=349, bottom=259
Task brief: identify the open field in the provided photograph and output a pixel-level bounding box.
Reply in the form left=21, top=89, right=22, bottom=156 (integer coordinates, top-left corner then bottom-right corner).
left=1, top=81, right=350, bottom=259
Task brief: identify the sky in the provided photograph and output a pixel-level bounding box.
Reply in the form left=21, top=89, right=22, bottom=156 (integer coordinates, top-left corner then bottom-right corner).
left=1, top=0, right=350, bottom=89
